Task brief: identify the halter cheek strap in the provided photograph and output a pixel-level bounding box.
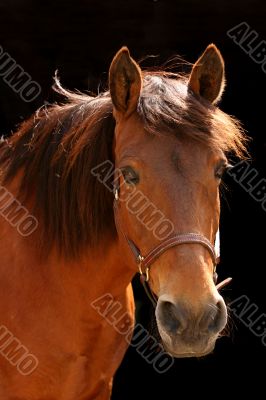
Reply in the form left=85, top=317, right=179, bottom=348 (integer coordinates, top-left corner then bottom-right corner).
left=114, top=188, right=232, bottom=307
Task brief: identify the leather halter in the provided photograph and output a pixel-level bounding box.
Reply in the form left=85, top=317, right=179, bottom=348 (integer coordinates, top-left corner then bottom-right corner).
left=114, top=187, right=232, bottom=307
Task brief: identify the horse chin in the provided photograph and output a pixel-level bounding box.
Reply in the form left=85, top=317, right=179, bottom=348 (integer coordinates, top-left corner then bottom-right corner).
left=164, top=344, right=216, bottom=358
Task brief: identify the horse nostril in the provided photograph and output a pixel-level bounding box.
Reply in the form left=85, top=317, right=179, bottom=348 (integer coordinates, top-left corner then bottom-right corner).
left=157, top=297, right=227, bottom=338
left=157, top=300, right=187, bottom=335
left=206, top=298, right=227, bottom=334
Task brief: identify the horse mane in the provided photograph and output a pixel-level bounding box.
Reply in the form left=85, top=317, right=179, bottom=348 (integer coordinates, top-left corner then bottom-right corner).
left=0, top=70, right=248, bottom=258
left=0, top=81, right=116, bottom=258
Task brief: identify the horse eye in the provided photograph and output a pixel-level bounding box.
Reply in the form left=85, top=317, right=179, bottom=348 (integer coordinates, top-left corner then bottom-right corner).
left=121, top=167, right=139, bottom=185
left=215, top=162, right=229, bottom=180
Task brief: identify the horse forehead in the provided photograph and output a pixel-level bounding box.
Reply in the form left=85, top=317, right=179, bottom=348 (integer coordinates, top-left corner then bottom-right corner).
left=115, top=111, right=213, bottom=168
left=115, top=114, right=174, bottom=150
left=115, top=130, right=175, bottom=164
left=116, top=123, right=209, bottom=166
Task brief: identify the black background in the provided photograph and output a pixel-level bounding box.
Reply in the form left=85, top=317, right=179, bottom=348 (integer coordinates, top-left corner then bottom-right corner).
left=0, top=0, right=265, bottom=398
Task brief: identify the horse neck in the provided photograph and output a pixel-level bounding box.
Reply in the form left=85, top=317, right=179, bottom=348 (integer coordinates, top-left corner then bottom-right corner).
left=0, top=214, right=134, bottom=301
left=0, top=180, right=135, bottom=306
left=60, top=232, right=136, bottom=301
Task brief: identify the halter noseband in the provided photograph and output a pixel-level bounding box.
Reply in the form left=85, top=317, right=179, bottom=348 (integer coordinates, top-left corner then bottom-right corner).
left=114, top=187, right=231, bottom=307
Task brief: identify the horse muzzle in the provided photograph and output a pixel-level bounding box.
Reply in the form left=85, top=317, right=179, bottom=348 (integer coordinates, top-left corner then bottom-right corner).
left=155, top=293, right=227, bottom=357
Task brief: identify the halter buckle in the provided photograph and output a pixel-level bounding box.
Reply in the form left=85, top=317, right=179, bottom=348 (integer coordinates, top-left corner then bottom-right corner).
left=114, top=188, right=119, bottom=201
left=137, top=254, right=144, bottom=268
left=137, top=255, right=149, bottom=281
left=139, top=266, right=150, bottom=282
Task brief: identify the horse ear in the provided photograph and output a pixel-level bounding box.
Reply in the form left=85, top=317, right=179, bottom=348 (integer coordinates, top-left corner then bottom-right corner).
left=109, top=47, right=142, bottom=119
left=188, top=44, right=225, bottom=104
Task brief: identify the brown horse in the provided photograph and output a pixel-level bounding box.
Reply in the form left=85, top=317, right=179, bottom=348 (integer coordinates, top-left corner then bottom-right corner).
left=0, top=44, right=247, bottom=399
